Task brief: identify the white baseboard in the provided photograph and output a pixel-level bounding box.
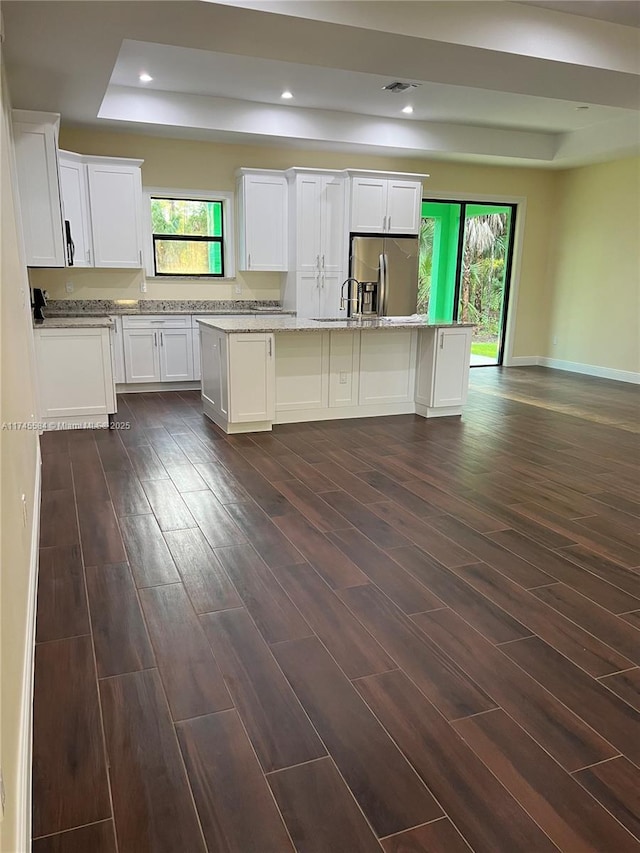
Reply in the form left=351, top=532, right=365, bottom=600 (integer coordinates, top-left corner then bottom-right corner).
left=506, top=356, right=540, bottom=367
left=503, top=355, right=639, bottom=385
left=15, top=442, right=41, bottom=853
left=538, top=357, right=640, bottom=385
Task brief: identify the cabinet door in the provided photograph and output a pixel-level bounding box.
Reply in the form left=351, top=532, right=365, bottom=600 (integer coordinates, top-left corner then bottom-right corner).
left=192, top=324, right=202, bottom=381
left=240, top=174, right=288, bottom=271
left=59, top=153, right=93, bottom=267
left=350, top=177, right=387, bottom=233
left=35, top=328, right=114, bottom=417
left=228, top=334, right=275, bottom=423
left=201, top=328, right=228, bottom=418
left=295, top=271, right=321, bottom=319
left=87, top=164, right=143, bottom=268
left=123, top=329, right=160, bottom=383
left=109, top=317, right=126, bottom=384
left=386, top=180, right=422, bottom=234
left=13, top=118, right=65, bottom=267
left=318, top=271, right=344, bottom=320
left=320, top=176, right=345, bottom=272
left=432, top=328, right=472, bottom=407
left=159, top=328, right=194, bottom=382
left=295, top=174, right=322, bottom=272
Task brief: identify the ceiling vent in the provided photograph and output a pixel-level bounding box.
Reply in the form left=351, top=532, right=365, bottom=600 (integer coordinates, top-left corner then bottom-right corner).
left=382, top=81, right=421, bottom=93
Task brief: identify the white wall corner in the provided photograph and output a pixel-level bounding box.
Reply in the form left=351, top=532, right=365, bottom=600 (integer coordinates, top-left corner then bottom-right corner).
left=15, top=442, right=41, bottom=853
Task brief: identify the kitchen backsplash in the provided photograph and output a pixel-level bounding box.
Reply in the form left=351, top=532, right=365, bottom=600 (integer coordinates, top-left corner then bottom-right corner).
left=27, top=266, right=283, bottom=303
left=45, top=299, right=285, bottom=315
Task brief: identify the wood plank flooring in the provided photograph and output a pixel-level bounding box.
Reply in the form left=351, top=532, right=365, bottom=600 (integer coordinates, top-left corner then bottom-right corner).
left=33, top=368, right=640, bottom=851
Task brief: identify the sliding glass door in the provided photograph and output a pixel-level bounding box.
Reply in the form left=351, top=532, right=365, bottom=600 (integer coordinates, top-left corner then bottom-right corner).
left=419, top=200, right=516, bottom=366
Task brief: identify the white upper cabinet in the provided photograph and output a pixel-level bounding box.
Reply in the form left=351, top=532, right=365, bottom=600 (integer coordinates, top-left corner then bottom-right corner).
left=386, top=180, right=423, bottom=234
left=12, top=111, right=66, bottom=267
left=349, top=177, right=388, bottom=234
left=295, top=174, right=323, bottom=272
left=292, top=171, right=345, bottom=273
left=320, top=177, right=346, bottom=272
left=87, top=159, right=144, bottom=268
left=12, top=111, right=144, bottom=270
left=349, top=172, right=425, bottom=235
left=237, top=170, right=288, bottom=271
left=59, top=151, right=93, bottom=267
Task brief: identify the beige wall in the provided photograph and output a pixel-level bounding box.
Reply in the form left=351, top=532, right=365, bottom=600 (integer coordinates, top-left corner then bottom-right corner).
left=544, top=155, right=640, bottom=374
left=29, top=127, right=559, bottom=358
left=0, top=77, right=40, bottom=851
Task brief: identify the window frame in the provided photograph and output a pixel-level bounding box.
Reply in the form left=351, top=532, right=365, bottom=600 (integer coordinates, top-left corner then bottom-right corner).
left=142, top=187, right=236, bottom=280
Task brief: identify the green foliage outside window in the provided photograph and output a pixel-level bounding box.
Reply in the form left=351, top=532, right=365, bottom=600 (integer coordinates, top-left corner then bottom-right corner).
left=151, top=198, right=223, bottom=276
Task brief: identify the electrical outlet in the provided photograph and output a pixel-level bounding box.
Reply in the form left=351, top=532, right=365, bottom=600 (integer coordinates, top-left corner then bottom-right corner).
left=21, top=493, right=28, bottom=527
left=65, top=280, right=74, bottom=294
left=339, top=371, right=348, bottom=385
left=234, top=284, right=242, bottom=296
left=553, top=335, right=558, bottom=347
left=140, top=279, right=148, bottom=293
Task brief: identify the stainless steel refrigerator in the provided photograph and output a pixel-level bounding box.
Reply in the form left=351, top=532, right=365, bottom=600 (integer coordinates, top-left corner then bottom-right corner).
left=350, top=235, right=419, bottom=317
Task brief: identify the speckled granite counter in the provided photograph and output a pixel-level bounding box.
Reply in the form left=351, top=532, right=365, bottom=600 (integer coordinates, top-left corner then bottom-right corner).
left=33, top=316, right=114, bottom=329
left=44, top=299, right=291, bottom=316
left=197, top=316, right=475, bottom=333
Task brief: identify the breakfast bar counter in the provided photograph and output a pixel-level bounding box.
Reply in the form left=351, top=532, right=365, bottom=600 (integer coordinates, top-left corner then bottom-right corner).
left=197, top=316, right=474, bottom=433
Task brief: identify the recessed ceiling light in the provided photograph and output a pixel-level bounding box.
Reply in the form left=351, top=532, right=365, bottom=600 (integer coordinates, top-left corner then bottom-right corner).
left=402, top=105, right=414, bottom=115
left=281, top=90, right=293, bottom=100
left=139, top=73, right=153, bottom=83
left=575, top=105, right=590, bottom=110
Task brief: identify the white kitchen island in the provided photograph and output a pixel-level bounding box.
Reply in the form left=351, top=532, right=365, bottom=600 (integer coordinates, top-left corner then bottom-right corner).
left=197, top=316, right=474, bottom=434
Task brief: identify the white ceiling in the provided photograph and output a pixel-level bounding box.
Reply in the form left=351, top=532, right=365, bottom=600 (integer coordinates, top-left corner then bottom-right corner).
left=3, top=0, right=640, bottom=168
left=518, top=1, right=640, bottom=28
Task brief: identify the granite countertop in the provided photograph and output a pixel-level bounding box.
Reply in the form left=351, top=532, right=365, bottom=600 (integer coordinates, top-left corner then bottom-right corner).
left=33, top=316, right=114, bottom=329
left=44, top=299, right=292, bottom=316
left=197, top=316, right=475, bottom=333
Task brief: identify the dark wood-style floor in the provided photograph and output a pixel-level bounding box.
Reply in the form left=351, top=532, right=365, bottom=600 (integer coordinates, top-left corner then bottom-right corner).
left=32, top=367, right=640, bottom=853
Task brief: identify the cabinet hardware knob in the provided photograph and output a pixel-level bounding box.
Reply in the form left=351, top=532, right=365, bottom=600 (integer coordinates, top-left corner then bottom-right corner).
left=383, top=215, right=386, bottom=231
left=248, top=253, right=251, bottom=269
left=160, top=331, right=163, bottom=346
left=154, top=332, right=158, bottom=347
left=268, top=338, right=272, bottom=357
left=440, top=333, right=444, bottom=349
left=388, top=216, right=391, bottom=231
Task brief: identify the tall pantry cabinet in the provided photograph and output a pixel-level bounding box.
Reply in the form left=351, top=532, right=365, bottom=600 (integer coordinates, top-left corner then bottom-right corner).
left=284, top=169, right=347, bottom=319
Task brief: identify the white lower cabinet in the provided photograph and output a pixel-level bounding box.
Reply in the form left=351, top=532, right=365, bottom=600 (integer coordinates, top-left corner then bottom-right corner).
left=293, top=270, right=345, bottom=319
left=109, top=316, right=126, bottom=384
left=123, top=328, right=160, bottom=383
left=34, top=326, right=116, bottom=426
left=228, top=334, right=275, bottom=423
left=158, top=328, right=193, bottom=381
left=415, top=326, right=473, bottom=414
left=200, top=326, right=274, bottom=430
left=122, top=316, right=194, bottom=383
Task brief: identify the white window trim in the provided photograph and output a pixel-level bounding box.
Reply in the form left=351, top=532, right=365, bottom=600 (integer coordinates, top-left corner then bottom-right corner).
left=142, top=186, right=236, bottom=280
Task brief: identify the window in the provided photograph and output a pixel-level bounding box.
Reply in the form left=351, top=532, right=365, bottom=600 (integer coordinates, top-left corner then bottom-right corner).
left=143, top=188, right=235, bottom=279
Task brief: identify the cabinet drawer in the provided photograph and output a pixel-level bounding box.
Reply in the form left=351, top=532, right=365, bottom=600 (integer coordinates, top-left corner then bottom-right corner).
left=122, top=315, right=191, bottom=329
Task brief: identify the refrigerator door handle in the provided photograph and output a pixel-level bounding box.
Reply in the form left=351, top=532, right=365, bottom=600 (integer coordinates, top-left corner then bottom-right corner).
left=378, top=253, right=388, bottom=316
